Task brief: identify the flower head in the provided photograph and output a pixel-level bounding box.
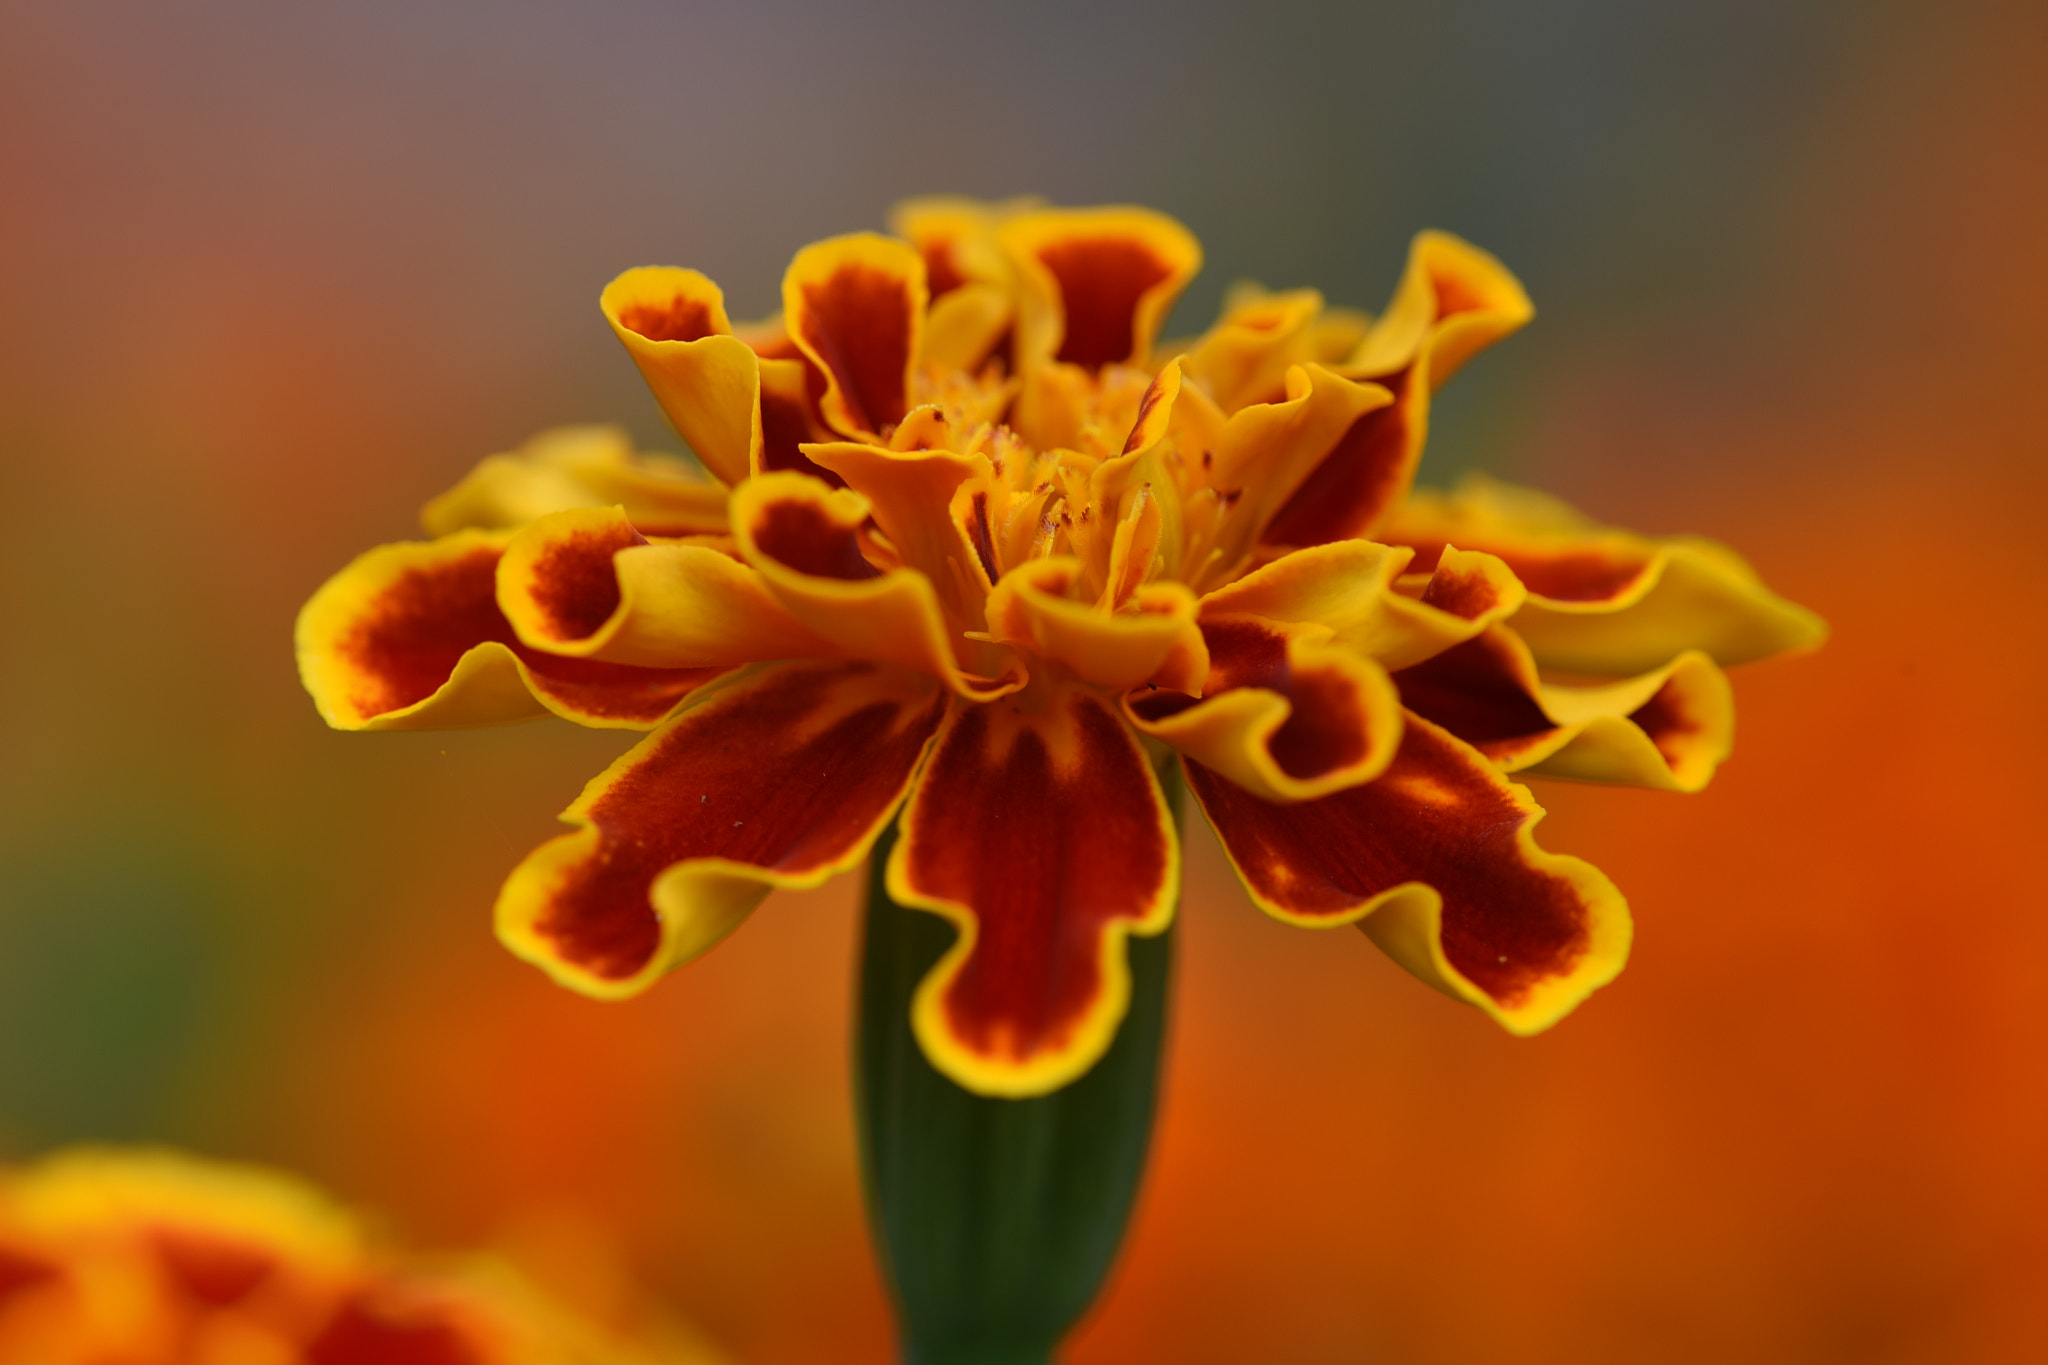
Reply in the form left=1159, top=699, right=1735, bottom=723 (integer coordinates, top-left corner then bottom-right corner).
left=0, top=1148, right=699, bottom=1364
left=297, top=200, right=1823, bottom=1096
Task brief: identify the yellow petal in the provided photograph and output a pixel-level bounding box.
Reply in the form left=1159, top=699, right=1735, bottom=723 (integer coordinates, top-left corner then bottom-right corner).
left=985, top=558, right=1207, bottom=693
left=1385, top=476, right=1829, bottom=674
left=600, top=267, right=761, bottom=487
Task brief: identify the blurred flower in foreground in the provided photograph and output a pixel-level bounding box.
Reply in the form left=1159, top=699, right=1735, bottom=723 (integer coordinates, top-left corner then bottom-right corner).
left=296, top=199, right=1823, bottom=1097
left=0, top=1148, right=707, bottom=1365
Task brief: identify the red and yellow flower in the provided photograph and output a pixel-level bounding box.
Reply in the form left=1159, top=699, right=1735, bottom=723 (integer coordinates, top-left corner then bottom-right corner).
left=297, top=200, right=1822, bottom=1097
left=0, top=1148, right=706, bottom=1364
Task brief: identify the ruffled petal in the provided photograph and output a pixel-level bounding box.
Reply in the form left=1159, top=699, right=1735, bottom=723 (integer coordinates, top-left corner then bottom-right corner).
left=1349, top=230, right=1535, bottom=387
left=985, top=558, right=1207, bottom=693
left=1186, top=712, right=1630, bottom=1034
left=496, top=661, right=948, bottom=998
left=1001, top=206, right=1202, bottom=372
left=782, top=233, right=926, bottom=440
left=495, top=506, right=834, bottom=668
left=1395, top=627, right=1735, bottom=791
left=1125, top=616, right=1401, bottom=801
left=1197, top=539, right=1526, bottom=670
left=798, top=441, right=992, bottom=611
left=296, top=531, right=725, bottom=730
left=730, top=473, right=1025, bottom=700
left=888, top=684, right=1178, bottom=1096
left=600, top=267, right=761, bottom=487
left=1181, top=286, right=1328, bottom=413
left=1198, top=364, right=1394, bottom=582
left=1385, top=476, right=1828, bottom=674
left=419, top=425, right=729, bottom=537
left=1259, top=358, right=1432, bottom=549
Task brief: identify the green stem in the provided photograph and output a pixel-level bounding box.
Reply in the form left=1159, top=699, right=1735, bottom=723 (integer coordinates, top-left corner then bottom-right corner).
left=855, top=771, right=1181, bottom=1365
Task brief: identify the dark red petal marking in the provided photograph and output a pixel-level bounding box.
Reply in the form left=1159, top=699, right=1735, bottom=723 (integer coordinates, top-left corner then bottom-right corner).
left=1394, top=633, right=1553, bottom=754
left=1194, top=618, right=1369, bottom=782
left=1187, top=718, right=1592, bottom=1007
left=921, top=240, right=967, bottom=297
left=150, top=1229, right=275, bottom=1306
left=1038, top=236, right=1174, bottom=370
left=903, top=692, right=1169, bottom=1064
left=756, top=368, right=847, bottom=488
left=1629, top=686, right=1704, bottom=770
left=1419, top=554, right=1514, bottom=620
left=339, top=547, right=717, bottom=723
left=1400, top=538, right=1654, bottom=603
left=535, top=664, right=946, bottom=980
left=0, top=1245, right=58, bottom=1304
left=794, top=265, right=914, bottom=433
left=616, top=294, right=720, bottom=343
left=526, top=522, right=645, bottom=641
left=749, top=497, right=881, bottom=580
left=305, top=1290, right=482, bottom=1365
left=1261, top=365, right=1422, bottom=548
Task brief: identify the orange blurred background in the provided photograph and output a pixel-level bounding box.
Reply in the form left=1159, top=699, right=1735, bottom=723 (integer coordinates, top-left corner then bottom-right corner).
left=2, top=2, right=2042, bottom=1361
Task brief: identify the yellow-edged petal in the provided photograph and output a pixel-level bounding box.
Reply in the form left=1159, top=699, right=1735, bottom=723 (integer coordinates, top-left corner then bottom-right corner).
left=1385, top=475, right=1829, bottom=674
left=601, top=267, right=761, bottom=486
left=497, top=661, right=948, bottom=998
left=495, top=505, right=836, bottom=668
left=729, top=472, right=1025, bottom=700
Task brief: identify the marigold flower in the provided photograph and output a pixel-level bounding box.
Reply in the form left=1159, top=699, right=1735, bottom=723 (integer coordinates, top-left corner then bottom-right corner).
left=0, top=1148, right=702, bottom=1364
left=296, top=200, right=1822, bottom=1097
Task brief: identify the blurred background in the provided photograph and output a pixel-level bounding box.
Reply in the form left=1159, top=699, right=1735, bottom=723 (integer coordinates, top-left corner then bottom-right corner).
left=2, top=0, right=2043, bottom=1360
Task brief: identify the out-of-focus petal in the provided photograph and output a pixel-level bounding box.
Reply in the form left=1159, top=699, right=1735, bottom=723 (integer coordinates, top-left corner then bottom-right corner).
left=888, top=684, right=1177, bottom=1096
left=420, top=426, right=729, bottom=537
left=1385, top=476, right=1829, bottom=674
left=730, top=473, right=1025, bottom=699
left=1187, top=712, right=1631, bottom=1034
left=1182, top=287, right=1328, bottom=413
left=496, top=661, right=948, bottom=998
left=782, top=233, right=926, bottom=440
left=296, top=531, right=724, bottom=730
left=1349, top=230, right=1534, bottom=387
left=985, top=559, right=1207, bottom=693
left=601, top=268, right=761, bottom=487
left=1125, top=616, right=1401, bottom=801
left=1396, top=628, right=1736, bottom=791
left=1001, top=206, right=1202, bottom=373
left=495, top=506, right=834, bottom=668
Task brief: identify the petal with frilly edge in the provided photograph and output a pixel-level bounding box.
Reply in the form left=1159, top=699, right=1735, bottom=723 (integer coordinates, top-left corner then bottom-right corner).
left=1384, top=475, right=1828, bottom=674
left=1186, top=711, right=1630, bottom=1034
left=1181, top=286, right=1328, bottom=414
left=1395, top=628, right=1735, bottom=792
left=496, top=661, right=948, bottom=998
left=1197, top=539, right=1526, bottom=671
left=1196, top=364, right=1393, bottom=584
left=1001, top=205, right=1202, bottom=373
left=601, top=268, right=762, bottom=487
left=1125, top=616, right=1401, bottom=802
left=889, top=683, right=1179, bottom=1096
left=783, top=233, right=926, bottom=440
left=1260, top=355, right=1433, bottom=550
left=420, top=425, right=729, bottom=538
left=799, top=441, right=991, bottom=614
left=985, top=558, right=1208, bottom=694
left=730, top=473, right=1026, bottom=700
left=1348, top=230, right=1535, bottom=387
left=296, top=530, right=724, bottom=730
left=495, top=506, right=835, bottom=668
left=889, top=195, right=1035, bottom=372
